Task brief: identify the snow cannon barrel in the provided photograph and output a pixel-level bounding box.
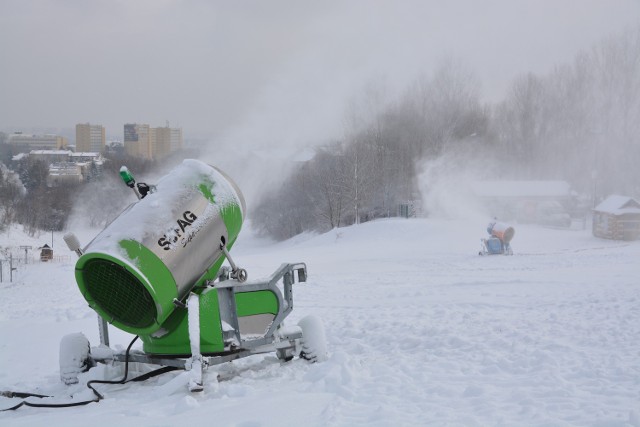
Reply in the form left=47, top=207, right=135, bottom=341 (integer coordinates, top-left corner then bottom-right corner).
left=489, top=222, right=515, bottom=244
left=73, top=160, right=245, bottom=336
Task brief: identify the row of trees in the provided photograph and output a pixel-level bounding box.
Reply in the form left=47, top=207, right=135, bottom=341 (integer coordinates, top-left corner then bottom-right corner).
left=493, top=28, right=640, bottom=197
left=0, top=146, right=161, bottom=235
left=253, top=62, right=489, bottom=239
left=0, top=158, right=75, bottom=234
left=253, top=27, right=640, bottom=240
left=0, top=140, right=205, bottom=235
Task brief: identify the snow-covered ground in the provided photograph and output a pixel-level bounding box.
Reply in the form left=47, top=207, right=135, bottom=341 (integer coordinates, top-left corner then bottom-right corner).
left=1, top=218, right=639, bottom=426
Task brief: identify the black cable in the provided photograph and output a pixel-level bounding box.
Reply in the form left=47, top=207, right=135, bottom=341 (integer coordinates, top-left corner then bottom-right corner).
left=84, top=335, right=140, bottom=401
left=1, top=391, right=50, bottom=399
left=1, top=335, right=179, bottom=411
left=128, top=366, right=178, bottom=382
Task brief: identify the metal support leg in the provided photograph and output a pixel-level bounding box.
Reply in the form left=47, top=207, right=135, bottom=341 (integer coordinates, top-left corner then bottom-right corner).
left=98, top=317, right=110, bottom=347
left=187, top=293, right=203, bottom=392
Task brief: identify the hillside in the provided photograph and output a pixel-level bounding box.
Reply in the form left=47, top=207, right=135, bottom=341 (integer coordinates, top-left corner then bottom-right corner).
left=1, top=218, right=639, bottom=426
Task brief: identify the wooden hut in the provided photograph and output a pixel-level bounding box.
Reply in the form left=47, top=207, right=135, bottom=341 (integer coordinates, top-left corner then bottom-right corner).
left=592, top=195, right=640, bottom=241
left=39, top=244, right=53, bottom=261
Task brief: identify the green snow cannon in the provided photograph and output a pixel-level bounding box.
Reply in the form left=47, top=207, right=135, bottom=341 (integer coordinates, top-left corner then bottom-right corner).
left=74, top=160, right=245, bottom=337
left=62, top=159, right=323, bottom=390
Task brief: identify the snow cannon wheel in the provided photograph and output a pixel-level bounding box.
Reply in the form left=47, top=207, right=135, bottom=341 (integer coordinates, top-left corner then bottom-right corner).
left=59, top=333, right=93, bottom=385
left=298, top=315, right=328, bottom=363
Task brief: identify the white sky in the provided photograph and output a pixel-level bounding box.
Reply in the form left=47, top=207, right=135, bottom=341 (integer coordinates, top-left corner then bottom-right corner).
left=1, top=0, right=639, bottom=148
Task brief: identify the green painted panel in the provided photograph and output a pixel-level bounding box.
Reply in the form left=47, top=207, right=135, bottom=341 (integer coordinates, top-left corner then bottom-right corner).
left=236, top=290, right=279, bottom=317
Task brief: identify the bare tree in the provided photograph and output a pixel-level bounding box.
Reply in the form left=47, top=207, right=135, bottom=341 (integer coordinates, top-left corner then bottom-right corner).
left=341, top=81, right=390, bottom=225
left=495, top=73, right=553, bottom=178
left=587, top=27, right=640, bottom=197
left=308, top=145, right=350, bottom=229
left=251, top=162, right=318, bottom=240
left=0, top=165, right=23, bottom=230
left=402, top=59, right=487, bottom=159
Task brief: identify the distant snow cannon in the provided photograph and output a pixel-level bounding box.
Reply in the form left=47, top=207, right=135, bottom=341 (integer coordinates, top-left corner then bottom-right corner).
left=479, top=221, right=515, bottom=256
left=62, top=159, right=326, bottom=393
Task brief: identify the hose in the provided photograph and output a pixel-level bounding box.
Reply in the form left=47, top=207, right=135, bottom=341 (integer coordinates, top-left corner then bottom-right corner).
left=1, top=336, right=178, bottom=411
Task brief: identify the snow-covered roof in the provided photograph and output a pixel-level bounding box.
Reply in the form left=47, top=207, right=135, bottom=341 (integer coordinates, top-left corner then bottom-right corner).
left=594, top=195, right=640, bottom=215
left=12, top=153, right=27, bottom=161
left=70, top=152, right=100, bottom=157
left=470, top=181, right=571, bottom=198
left=9, top=133, right=61, bottom=140
left=30, top=150, right=72, bottom=155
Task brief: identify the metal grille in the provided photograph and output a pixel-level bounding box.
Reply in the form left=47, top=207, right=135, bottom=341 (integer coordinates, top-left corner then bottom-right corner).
left=82, top=259, right=156, bottom=329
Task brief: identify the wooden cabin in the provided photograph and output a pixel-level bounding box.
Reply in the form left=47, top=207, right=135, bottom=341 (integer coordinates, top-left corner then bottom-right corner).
left=592, top=195, right=640, bottom=241
left=39, top=244, right=53, bottom=261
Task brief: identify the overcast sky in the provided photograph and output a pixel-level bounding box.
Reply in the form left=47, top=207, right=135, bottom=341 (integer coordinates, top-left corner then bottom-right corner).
left=1, top=0, right=639, bottom=148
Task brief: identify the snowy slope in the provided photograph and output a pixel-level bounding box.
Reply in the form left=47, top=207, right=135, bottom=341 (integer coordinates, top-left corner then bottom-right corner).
left=1, top=218, right=639, bottom=427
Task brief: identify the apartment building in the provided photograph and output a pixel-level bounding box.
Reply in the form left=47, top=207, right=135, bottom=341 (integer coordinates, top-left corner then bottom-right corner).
left=152, top=126, right=183, bottom=159
left=124, top=123, right=183, bottom=160
left=124, top=123, right=152, bottom=159
left=47, top=162, right=84, bottom=187
left=8, top=133, right=68, bottom=152
left=76, top=123, right=106, bottom=153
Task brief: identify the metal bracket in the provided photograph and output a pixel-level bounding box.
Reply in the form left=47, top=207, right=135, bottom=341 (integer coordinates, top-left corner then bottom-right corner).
left=219, top=238, right=248, bottom=282
left=214, top=263, right=307, bottom=350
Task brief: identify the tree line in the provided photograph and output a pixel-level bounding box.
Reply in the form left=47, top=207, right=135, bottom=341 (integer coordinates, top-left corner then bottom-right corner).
left=0, top=145, right=162, bottom=235
left=0, top=129, right=202, bottom=236
left=252, top=27, right=640, bottom=240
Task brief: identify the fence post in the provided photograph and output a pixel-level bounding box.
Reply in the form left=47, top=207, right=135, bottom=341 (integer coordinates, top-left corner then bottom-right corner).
left=10, top=254, right=17, bottom=282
